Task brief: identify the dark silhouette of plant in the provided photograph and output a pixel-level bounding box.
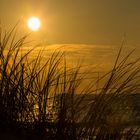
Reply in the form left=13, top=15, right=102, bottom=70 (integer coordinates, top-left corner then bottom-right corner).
left=0, top=26, right=139, bottom=140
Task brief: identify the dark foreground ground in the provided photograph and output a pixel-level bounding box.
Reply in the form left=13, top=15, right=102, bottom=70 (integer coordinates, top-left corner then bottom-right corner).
left=0, top=93, right=139, bottom=140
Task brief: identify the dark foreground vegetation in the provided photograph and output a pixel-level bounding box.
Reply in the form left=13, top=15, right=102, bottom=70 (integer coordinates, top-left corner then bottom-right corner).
left=0, top=27, right=140, bottom=140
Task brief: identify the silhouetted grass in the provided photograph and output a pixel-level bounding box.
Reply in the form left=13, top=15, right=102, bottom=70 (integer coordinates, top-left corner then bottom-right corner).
left=0, top=26, right=139, bottom=140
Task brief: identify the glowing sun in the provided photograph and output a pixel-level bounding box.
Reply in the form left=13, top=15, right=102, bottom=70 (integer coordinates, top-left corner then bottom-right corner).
left=27, top=17, right=41, bottom=31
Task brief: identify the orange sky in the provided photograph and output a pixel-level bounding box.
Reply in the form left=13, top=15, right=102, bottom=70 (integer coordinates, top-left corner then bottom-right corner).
left=0, top=0, right=140, bottom=46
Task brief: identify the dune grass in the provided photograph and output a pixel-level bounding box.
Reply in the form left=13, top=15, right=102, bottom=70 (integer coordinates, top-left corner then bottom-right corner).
left=0, top=26, right=140, bottom=140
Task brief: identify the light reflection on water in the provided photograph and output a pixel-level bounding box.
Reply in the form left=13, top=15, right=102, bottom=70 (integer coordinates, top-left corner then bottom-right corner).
left=16, top=44, right=140, bottom=92
left=20, top=44, right=140, bottom=72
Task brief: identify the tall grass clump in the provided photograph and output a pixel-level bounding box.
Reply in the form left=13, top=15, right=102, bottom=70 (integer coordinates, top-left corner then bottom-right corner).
left=0, top=26, right=140, bottom=140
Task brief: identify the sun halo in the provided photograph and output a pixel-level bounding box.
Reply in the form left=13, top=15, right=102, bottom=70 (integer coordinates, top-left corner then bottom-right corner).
left=27, top=17, right=41, bottom=31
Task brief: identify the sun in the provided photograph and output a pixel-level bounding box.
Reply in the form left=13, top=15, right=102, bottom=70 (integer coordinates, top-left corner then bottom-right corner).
left=27, top=17, right=41, bottom=31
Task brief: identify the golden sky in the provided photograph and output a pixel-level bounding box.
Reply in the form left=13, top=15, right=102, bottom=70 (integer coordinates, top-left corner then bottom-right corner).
left=0, top=0, right=140, bottom=45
